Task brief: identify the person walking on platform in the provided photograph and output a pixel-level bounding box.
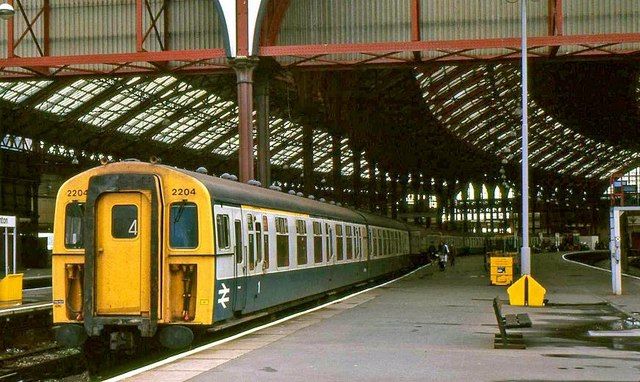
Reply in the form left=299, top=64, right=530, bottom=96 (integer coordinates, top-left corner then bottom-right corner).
left=438, top=241, right=449, bottom=271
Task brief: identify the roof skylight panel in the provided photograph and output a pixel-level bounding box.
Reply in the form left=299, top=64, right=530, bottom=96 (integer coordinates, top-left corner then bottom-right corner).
left=79, top=91, right=142, bottom=127
left=211, top=134, right=240, bottom=156
left=118, top=105, right=175, bottom=135
left=271, top=145, right=301, bottom=165
left=0, top=80, right=51, bottom=103
left=315, top=157, right=333, bottom=173
left=36, top=78, right=115, bottom=115
left=152, top=116, right=203, bottom=144
left=184, top=123, right=234, bottom=150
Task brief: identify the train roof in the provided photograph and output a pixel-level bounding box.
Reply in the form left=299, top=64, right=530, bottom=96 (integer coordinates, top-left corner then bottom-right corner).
left=172, top=166, right=408, bottom=230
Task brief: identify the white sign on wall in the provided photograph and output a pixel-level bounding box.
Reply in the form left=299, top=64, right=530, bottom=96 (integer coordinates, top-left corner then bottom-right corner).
left=0, top=216, right=16, bottom=228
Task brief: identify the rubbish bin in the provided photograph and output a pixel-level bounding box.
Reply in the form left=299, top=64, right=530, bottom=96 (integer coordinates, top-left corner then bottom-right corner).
left=490, top=257, right=513, bottom=286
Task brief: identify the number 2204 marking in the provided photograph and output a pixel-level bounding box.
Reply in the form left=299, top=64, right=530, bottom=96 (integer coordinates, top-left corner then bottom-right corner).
left=171, top=188, right=196, bottom=196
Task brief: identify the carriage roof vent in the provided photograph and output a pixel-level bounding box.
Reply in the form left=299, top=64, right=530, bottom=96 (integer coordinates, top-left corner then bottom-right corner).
left=288, top=190, right=296, bottom=195
left=220, top=173, right=233, bottom=180
left=329, top=201, right=336, bottom=205
left=296, top=192, right=304, bottom=197
left=269, top=185, right=281, bottom=191
left=308, top=195, right=315, bottom=200
left=196, top=167, right=208, bottom=174
left=319, top=198, right=326, bottom=203
left=123, top=158, right=140, bottom=162
left=336, top=202, right=342, bottom=207
left=229, top=174, right=238, bottom=181
left=248, top=179, right=261, bottom=187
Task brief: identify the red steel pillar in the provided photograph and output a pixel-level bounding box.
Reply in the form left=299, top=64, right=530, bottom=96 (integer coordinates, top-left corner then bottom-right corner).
left=255, top=74, right=271, bottom=187
left=231, top=57, right=259, bottom=183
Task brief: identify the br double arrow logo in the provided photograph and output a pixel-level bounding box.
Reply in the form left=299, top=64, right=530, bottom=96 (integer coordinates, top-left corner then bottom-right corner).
left=218, top=283, right=230, bottom=308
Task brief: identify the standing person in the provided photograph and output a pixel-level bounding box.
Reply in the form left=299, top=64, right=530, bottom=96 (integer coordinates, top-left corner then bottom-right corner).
left=438, top=240, right=449, bottom=271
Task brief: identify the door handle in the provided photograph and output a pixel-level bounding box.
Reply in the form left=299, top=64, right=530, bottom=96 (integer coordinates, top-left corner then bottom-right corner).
left=97, top=248, right=104, bottom=255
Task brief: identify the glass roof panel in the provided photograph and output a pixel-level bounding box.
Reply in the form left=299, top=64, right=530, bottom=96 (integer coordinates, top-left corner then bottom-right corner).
left=0, top=80, right=52, bottom=103
left=80, top=76, right=177, bottom=128
left=211, top=134, right=240, bottom=156
left=118, top=84, right=202, bottom=136
left=36, top=78, right=116, bottom=115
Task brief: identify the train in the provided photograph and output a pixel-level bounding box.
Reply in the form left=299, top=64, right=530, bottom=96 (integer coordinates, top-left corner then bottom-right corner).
left=52, top=160, right=432, bottom=351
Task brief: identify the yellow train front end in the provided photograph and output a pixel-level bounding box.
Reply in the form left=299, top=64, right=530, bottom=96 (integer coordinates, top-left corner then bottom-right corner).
left=53, top=161, right=215, bottom=350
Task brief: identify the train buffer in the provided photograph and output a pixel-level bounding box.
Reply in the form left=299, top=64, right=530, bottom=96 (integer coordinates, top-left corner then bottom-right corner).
left=493, top=296, right=532, bottom=349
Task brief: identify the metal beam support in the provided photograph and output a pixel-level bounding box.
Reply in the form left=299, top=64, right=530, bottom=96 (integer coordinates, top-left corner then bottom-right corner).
left=368, top=159, right=377, bottom=212
left=236, top=0, right=249, bottom=57
left=231, top=57, right=258, bottom=183
left=255, top=74, right=271, bottom=187
left=352, top=149, right=361, bottom=208
left=332, top=133, right=342, bottom=203
left=302, top=123, right=314, bottom=196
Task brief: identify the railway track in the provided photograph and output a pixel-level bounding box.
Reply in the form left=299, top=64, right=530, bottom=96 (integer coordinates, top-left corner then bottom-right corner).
left=0, top=344, right=84, bottom=381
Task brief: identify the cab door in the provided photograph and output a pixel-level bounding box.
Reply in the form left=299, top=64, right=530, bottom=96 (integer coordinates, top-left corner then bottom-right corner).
left=95, top=192, right=151, bottom=315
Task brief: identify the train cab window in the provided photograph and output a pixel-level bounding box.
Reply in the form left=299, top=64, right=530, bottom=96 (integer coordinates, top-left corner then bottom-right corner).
left=169, top=202, right=198, bottom=248
left=275, top=217, right=289, bottom=268
left=313, top=222, right=323, bottom=264
left=296, top=219, right=307, bottom=266
left=65, top=202, right=85, bottom=249
left=112, top=205, right=138, bottom=239
left=336, top=224, right=344, bottom=261
left=377, top=229, right=383, bottom=256
left=345, top=226, right=353, bottom=260
left=215, top=214, right=230, bottom=251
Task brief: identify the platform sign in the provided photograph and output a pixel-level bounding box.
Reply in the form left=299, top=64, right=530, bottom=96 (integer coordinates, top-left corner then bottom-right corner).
left=0, top=215, right=17, bottom=278
left=0, top=215, right=15, bottom=228
left=610, top=207, right=640, bottom=295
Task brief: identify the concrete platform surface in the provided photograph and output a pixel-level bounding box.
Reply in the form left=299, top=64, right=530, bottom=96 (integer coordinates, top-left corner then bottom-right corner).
left=125, top=253, right=640, bottom=382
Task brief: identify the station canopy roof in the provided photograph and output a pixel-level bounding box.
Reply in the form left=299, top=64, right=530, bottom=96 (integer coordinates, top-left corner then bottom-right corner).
left=0, top=1, right=639, bottom=191
left=1, top=60, right=639, bottom=190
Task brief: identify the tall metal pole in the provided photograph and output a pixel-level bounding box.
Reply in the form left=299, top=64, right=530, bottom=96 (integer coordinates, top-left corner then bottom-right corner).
left=520, top=0, right=531, bottom=275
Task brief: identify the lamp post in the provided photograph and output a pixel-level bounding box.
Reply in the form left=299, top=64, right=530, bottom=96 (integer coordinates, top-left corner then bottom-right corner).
left=520, top=0, right=531, bottom=275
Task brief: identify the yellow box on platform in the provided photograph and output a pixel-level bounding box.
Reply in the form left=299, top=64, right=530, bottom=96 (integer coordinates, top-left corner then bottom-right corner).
left=0, top=273, right=23, bottom=302
left=490, top=257, right=513, bottom=286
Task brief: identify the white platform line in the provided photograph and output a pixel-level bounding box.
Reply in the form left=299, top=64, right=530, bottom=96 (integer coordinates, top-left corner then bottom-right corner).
left=104, top=263, right=431, bottom=382
left=562, top=252, right=640, bottom=281
left=1, top=302, right=52, bottom=313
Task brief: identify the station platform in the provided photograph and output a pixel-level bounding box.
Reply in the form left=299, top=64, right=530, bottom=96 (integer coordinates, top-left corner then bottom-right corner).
left=122, top=253, right=640, bottom=382
left=0, top=268, right=51, bottom=315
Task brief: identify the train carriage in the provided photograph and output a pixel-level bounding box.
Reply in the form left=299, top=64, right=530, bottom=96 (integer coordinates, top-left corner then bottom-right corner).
left=53, top=160, right=416, bottom=350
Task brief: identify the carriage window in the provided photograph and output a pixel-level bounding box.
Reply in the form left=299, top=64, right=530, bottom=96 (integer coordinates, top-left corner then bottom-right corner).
left=112, top=205, right=138, bottom=239
left=256, top=221, right=263, bottom=265
left=275, top=217, right=289, bottom=267
left=313, top=222, right=323, bottom=263
left=336, top=224, right=344, bottom=261
left=370, top=230, right=376, bottom=257
left=325, top=223, right=333, bottom=260
left=263, top=216, right=270, bottom=267
left=296, top=219, right=308, bottom=265
left=170, top=202, right=198, bottom=248
left=65, top=202, right=85, bottom=248
left=215, top=214, right=230, bottom=250
left=345, top=225, right=353, bottom=259
left=247, top=214, right=256, bottom=270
